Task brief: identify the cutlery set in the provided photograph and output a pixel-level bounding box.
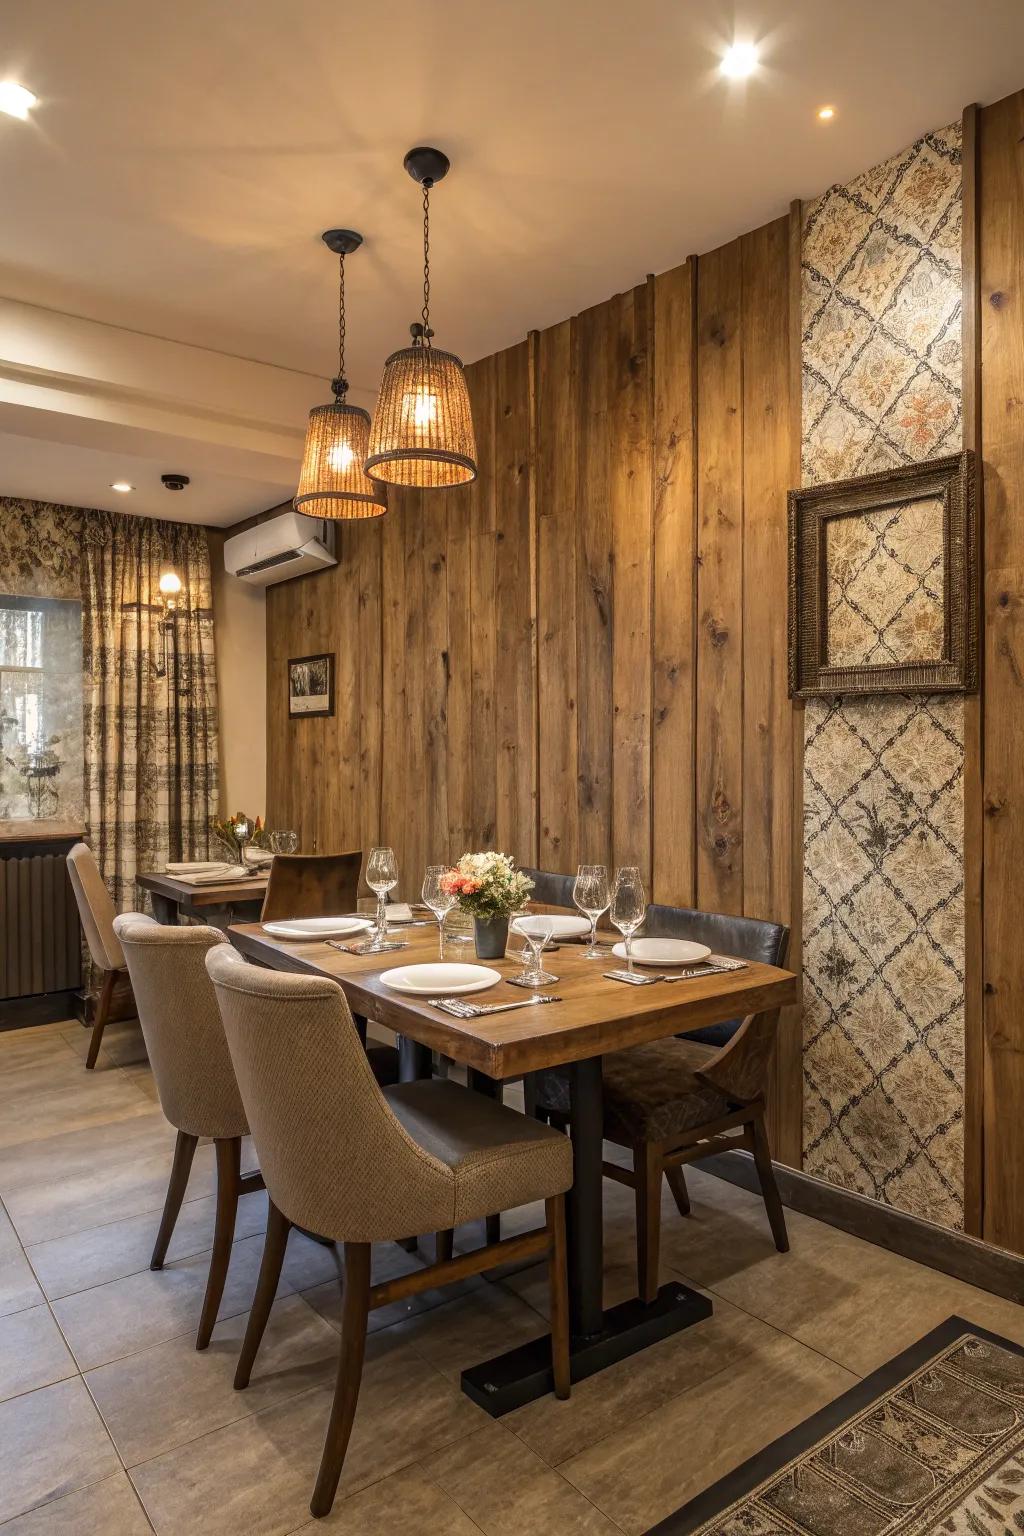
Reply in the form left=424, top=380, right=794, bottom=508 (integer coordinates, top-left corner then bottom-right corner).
left=603, top=959, right=748, bottom=985
left=427, top=993, right=562, bottom=1018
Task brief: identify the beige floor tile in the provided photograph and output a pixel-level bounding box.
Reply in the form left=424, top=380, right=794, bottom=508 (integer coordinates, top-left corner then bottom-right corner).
left=509, top=1297, right=771, bottom=1467
left=28, top=1188, right=270, bottom=1300
left=0, top=1377, right=120, bottom=1524
left=0, top=1201, right=44, bottom=1318
left=396, top=1278, right=551, bottom=1383
left=0, top=1110, right=175, bottom=1196
left=429, top=1421, right=622, bottom=1535
left=86, top=1293, right=340, bottom=1466
left=0, top=1471, right=152, bottom=1534
left=4, top=1142, right=218, bottom=1247
left=52, top=1231, right=277, bottom=1370
left=130, top=1328, right=487, bottom=1535
left=0, top=1303, right=76, bottom=1403
left=301, top=1241, right=486, bottom=1338
left=292, top=1462, right=483, bottom=1535
left=560, top=1327, right=856, bottom=1535
left=61, top=1019, right=149, bottom=1069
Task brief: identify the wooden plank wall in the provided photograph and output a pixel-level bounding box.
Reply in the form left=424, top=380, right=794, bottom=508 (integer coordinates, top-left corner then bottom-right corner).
left=267, top=214, right=800, bottom=1154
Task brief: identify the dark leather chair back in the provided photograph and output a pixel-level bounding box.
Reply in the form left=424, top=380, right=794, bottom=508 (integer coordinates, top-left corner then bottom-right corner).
left=643, top=903, right=789, bottom=1045
left=260, top=852, right=362, bottom=923
left=522, top=867, right=577, bottom=909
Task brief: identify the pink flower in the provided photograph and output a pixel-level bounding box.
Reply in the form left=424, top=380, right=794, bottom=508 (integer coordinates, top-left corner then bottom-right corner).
left=462, top=878, right=480, bottom=894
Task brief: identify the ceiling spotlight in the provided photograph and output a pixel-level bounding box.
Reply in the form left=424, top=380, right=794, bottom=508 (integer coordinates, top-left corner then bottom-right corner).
left=720, top=42, right=759, bottom=79
left=0, top=81, right=37, bottom=119
left=817, top=105, right=836, bottom=121
left=110, top=482, right=134, bottom=493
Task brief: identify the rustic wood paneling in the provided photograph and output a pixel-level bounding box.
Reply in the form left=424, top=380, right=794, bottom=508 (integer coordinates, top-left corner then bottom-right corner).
left=980, top=88, right=1024, bottom=1253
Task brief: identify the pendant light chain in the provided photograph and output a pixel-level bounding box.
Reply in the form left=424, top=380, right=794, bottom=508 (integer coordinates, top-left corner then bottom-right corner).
left=335, top=252, right=348, bottom=396
left=421, top=181, right=432, bottom=347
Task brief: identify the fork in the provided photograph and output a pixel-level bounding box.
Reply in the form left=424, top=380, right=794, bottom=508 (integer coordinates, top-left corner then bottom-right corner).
left=427, top=994, right=562, bottom=1017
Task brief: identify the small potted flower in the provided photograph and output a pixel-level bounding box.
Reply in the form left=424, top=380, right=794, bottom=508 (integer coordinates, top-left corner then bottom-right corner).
left=440, top=853, right=534, bottom=960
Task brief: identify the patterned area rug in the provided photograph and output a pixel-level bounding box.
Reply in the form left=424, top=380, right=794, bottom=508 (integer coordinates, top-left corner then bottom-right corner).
left=649, top=1318, right=1024, bottom=1535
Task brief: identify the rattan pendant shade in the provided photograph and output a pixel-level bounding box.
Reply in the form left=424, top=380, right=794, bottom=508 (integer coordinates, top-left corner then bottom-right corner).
left=365, top=345, right=476, bottom=488
left=295, top=399, right=386, bottom=517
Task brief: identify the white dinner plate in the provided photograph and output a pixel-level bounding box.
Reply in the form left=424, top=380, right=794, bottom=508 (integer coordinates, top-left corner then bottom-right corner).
left=611, top=938, right=711, bottom=966
left=513, top=915, right=591, bottom=940
left=263, top=916, right=373, bottom=941
left=379, top=963, right=502, bottom=996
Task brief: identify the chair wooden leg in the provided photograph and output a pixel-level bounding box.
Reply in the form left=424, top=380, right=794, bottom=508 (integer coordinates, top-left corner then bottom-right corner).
left=485, top=1213, right=501, bottom=1245
left=196, top=1136, right=241, bottom=1350
left=150, top=1129, right=199, bottom=1270
left=234, top=1200, right=291, bottom=1389
left=665, top=1164, right=691, bottom=1218
left=546, top=1194, right=571, bottom=1400
left=435, top=1228, right=454, bottom=1263
left=750, top=1112, right=789, bottom=1253
left=636, top=1143, right=662, bottom=1305
left=85, top=967, right=117, bottom=1070
left=310, top=1242, right=371, bottom=1520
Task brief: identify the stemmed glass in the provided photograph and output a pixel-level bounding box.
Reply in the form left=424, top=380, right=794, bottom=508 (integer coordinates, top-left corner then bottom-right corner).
left=269, top=830, right=298, bottom=855
left=512, top=913, right=558, bottom=987
left=422, top=865, right=456, bottom=959
left=574, top=864, right=610, bottom=959
left=610, top=866, right=646, bottom=974
left=365, top=846, right=398, bottom=952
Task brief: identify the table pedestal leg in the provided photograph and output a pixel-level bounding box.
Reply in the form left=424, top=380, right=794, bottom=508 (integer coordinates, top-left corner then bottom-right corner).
left=150, top=893, right=179, bottom=926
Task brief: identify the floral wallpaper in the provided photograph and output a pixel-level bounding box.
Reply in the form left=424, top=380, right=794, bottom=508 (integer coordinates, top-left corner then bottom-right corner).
left=801, top=124, right=966, bottom=1229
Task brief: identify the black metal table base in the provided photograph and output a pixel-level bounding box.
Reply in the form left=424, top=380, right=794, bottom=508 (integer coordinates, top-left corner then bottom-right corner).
left=461, top=1280, right=713, bottom=1415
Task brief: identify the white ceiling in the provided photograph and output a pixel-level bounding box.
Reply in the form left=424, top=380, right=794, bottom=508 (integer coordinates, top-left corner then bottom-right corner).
left=1, top=0, right=1022, bottom=523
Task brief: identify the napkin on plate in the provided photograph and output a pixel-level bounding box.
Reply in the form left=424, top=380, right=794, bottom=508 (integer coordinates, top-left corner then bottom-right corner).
left=171, top=865, right=257, bottom=885
left=386, top=903, right=414, bottom=923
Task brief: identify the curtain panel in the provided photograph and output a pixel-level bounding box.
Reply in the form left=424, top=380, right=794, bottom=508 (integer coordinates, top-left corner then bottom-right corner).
left=80, top=510, right=219, bottom=911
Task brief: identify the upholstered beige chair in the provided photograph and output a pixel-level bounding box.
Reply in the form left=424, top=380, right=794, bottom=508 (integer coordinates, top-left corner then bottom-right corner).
left=113, top=915, right=263, bottom=1350
left=66, top=841, right=131, bottom=1069
left=206, top=944, right=573, bottom=1520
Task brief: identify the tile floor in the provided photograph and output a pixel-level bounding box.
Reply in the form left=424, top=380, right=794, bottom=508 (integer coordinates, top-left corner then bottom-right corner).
left=1, top=1014, right=1023, bottom=1534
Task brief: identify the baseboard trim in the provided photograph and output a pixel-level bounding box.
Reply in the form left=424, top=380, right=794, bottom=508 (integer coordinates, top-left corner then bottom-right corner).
left=700, top=1150, right=1024, bottom=1306
left=0, top=989, right=81, bottom=1030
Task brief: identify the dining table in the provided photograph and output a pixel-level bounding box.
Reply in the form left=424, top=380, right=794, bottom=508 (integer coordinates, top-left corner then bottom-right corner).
left=137, top=868, right=269, bottom=927
left=227, top=916, right=798, bottom=1413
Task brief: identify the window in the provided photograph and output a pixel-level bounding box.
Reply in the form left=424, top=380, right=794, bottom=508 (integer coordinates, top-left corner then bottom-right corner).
left=0, top=595, right=83, bottom=821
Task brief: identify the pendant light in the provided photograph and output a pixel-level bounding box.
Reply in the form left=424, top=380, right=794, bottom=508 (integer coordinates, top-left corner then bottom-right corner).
left=365, top=148, right=477, bottom=489
left=294, top=229, right=387, bottom=519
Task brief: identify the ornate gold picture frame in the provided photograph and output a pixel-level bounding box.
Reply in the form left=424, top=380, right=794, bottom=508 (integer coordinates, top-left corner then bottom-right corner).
left=788, top=450, right=977, bottom=698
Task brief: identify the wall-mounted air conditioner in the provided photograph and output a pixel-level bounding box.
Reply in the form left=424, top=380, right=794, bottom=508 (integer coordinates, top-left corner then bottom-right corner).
left=223, top=510, right=336, bottom=587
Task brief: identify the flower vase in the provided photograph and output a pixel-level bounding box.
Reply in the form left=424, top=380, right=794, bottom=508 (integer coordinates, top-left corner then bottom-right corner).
left=473, top=915, right=509, bottom=960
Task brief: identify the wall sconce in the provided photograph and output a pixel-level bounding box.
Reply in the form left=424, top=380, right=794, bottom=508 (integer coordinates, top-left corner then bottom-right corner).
left=158, top=569, right=183, bottom=615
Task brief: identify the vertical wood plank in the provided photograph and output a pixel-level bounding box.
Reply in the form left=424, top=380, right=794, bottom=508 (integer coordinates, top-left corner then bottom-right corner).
left=652, top=259, right=697, bottom=906
left=354, top=519, right=383, bottom=867
left=696, top=240, right=745, bottom=913
left=380, top=493, right=408, bottom=873
left=445, top=476, right=474, bottom=860
left=536, top=317, right=580, bottom=874
left=576, top=298, right=614, bottom=869
left=420, top=485, right=450, bottom=876
left=980, top=88, right=1024, bottom=1252
left=469, top=357, right=497, bottom=848
left=610, top=283, right=655, bottom=877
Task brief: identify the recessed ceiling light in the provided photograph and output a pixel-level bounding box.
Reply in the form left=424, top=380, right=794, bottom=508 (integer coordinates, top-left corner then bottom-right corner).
left=817, top=105, right=836, bottom=121
left=0, top=81, right=37, bottom=120
left=110, top=482, right=134, bottom=494
left=720, top=42, right=759, bottom=79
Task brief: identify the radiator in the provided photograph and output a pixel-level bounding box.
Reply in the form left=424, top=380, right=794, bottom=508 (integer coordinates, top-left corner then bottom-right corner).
left=0, top=848, right=82, bottom=1002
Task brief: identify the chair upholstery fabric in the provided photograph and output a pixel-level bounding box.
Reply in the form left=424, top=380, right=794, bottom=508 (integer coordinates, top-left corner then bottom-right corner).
left=67, top=842, right=124, bottom=972
left=521, top=868, right=577, bottom=911
left=206, top=946, right=572, bottom=1243
left=260, top=852, right=362, bottom=923
left=537, top=1037, right=730, bottom=1144
left=114, top=915, right=249, bottom=1140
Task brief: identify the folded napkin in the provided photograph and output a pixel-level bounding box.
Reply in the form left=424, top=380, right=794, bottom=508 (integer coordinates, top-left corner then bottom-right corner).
left=386, top=902, right=414, bottom=923
left=243, top=848, right=275, bottom=868
left=173, top=865, right=260, bottom=886
left=166, top=861, right=235, bottom=875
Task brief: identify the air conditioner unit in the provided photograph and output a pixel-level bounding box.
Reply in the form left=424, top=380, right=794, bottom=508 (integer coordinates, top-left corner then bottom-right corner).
left=223, top=510, right=337, bottom=587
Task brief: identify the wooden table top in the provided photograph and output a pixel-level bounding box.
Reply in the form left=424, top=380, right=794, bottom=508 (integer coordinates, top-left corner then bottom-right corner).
left=228, top=921, right=799, bottom=1079
left=137, top=869, right=269, bottom=907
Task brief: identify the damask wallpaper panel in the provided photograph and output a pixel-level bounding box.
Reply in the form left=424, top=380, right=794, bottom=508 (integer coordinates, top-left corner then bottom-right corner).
left=801, top=124, right=966, bottom=1229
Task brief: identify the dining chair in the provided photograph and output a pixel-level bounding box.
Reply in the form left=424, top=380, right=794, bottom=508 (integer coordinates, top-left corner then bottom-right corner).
left=521, top=866, right=577, bottom=910
left=113, top=915, right=264, bottom=1349
left=536, top=906, right=790, bottom=1304
left=66, top=841, right=133, bottom=1070
left=260, top=851, right=362, bottom=923
left=205, top=944, right=573, bottom=1520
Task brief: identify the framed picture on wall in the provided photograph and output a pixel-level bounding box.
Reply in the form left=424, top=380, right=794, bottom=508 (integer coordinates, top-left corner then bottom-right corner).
left=788, top=450, right=978, bottom=698
left=288, top=653, right=334, bottom=718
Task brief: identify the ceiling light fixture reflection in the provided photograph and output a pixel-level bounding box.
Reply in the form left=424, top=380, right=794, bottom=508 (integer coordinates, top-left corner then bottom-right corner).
left=110, top=481, right=134, bottom=493
left=0, top=81, right=37, bottom=119
left=720, top=42, right=759, bottom=79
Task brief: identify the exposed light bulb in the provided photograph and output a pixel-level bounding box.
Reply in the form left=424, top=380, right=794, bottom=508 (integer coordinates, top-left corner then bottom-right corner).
left=817, top=105, right=836, bottom=121
left=327, top=442, right=356, bottom=472
left=408, top=390, right=438, bottom=432
left=0, top=81, right=37, bottom=120
left=158, top=571, right=183, bottom=598
left=110, top=481, right=134, bottom=494
left=720, top=42, right=759, bottom=79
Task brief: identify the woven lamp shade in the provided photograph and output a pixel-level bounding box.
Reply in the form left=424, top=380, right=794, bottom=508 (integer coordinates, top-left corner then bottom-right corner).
left=295, top=400, right=387, bottom=519
left=365, top=346, right=477, bottom=488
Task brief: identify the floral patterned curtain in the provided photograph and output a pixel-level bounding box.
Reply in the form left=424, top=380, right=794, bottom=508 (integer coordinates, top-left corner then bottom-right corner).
left=80, top=510, right=219, bottom=911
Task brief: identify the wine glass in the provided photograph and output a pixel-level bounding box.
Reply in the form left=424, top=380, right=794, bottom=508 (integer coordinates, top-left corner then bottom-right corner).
left=574, top=864, right=610, bottom=959
left=366, top=846, right=398, bottom=951
left=610, top=866, right=646, bottom=973
left=270, top=830, right=298, bottom=855
left=512, top=914, right=558, bottom=987
left=422, top=865, right=456, bottom=958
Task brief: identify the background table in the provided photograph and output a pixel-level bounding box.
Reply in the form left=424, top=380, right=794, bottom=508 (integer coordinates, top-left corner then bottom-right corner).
left=138, top=870, right=268, bottom=927
left=229, top=919, right=797, bottom=1412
